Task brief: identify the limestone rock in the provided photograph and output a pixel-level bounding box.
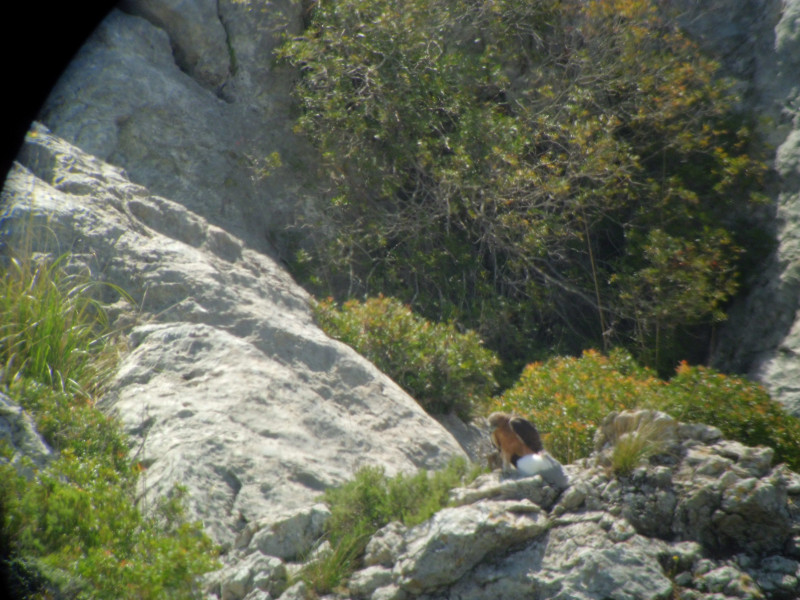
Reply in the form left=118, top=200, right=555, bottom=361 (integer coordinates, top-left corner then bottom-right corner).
left=449, top=470, right=564, bottom=511
left=348, top=566, right=394, bottom=599
left=393, top=499, right=549, bottom=594
left=242, top=504, right=331, bottom=560
left=527, top=514, right=673, bottom=600
left=704, top=0, right=800, bottom=416
left=276, top=581, right=309, bottom=600
left=584, top=411, right=795, bottom=557
left=363, top=522, right=408, bottom=568
left=117, top=0, right=231, bottom=91
left=331, top=410, right=800, bottom=599
left=594, top=409, right=679, bottom=452
left=433, top=413, right=494, bottom=464
left=0, top=124, right=467, bottom=552
left=209, top=553, right=287, bottom=600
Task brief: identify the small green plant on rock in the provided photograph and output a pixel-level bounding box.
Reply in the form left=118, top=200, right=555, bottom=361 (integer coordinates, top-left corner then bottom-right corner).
left=604, top=415, right=673, bottom=476
left=300, top=457, right=483, bottom=595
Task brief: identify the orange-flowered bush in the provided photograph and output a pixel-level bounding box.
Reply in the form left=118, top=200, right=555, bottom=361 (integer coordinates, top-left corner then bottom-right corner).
left=662, top=362, right=800, bottom=470
left=493, top=349, right=800, bottom=469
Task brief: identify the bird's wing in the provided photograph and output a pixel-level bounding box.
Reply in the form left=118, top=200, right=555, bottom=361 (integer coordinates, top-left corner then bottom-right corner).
left=510, top=417, right=543, bottom=453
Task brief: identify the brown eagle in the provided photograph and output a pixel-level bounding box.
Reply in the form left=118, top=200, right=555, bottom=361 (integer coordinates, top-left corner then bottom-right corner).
left=488, top=411, right=543, bottom=473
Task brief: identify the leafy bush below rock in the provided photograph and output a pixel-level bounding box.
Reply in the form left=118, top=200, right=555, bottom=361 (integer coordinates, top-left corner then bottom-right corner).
left=313, top=295, right=499, bottom=417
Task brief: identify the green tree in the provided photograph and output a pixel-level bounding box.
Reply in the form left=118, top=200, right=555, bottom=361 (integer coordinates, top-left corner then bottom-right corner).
left=279, top=0, right=766, bottom=375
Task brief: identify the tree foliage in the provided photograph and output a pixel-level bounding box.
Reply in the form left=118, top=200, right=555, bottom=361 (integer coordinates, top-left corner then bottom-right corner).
left=279, top=0, right=767, bottom=374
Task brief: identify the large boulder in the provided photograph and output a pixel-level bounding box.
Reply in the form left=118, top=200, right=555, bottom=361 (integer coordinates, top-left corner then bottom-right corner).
left=0, top=124, right=467, bottom=550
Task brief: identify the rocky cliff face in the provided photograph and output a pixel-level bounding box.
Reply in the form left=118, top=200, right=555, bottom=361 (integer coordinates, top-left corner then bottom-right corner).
left=210, top=410, right=800, bottom=600
left=4, top=0, right=800, bottom=598
left=634, top=1, right=800, bottom=415
left=1, top=124, right=467, bottom=551
left=694, top=0, right=800, bottom=415
left=36, top=1, right=307, bottom=258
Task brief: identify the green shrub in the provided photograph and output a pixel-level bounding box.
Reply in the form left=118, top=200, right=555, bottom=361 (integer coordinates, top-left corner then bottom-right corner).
left=1, top=452, right=217, bottom=600
left=302, top=457, right=483, bottom=594
left=493, top=349, right=800, bottom=470
left=10, top=381, right=132, bottom=472
left=313, top=296, right=499, bottom=417
left=661, top=362, right=800, bottom=470
left=0, top=253, right=219, bottom=598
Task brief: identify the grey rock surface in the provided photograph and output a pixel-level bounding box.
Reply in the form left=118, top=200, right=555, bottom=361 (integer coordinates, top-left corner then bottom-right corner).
left=0, top=392, right=54, bottom=474
left=207, top=552, right=287, bottom=600
left=241, top=503, right=331, bottom=560
left=337, top=410, right=800, bottom=600
left=394, top=499, right=548, bottom=594
left=117, top=0, right=231, bottom=91
left=701, top=0, right=800, bottom=415
left=0, top=124, right=467, bottom=551
left=38, top=2, right=306, bottom=257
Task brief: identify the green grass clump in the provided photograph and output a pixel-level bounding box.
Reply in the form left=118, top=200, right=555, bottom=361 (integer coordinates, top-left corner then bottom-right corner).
left=605, top=414, right=673, bottom=477
left=313, top=295, right=499, bottom=417
left=0, top=255, right=120, bottom=397
left=0, top=253, right=219, bottom=599
left=493, top=348, right=800, bottom=470
left=301, top=457, right=483, bottom=595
